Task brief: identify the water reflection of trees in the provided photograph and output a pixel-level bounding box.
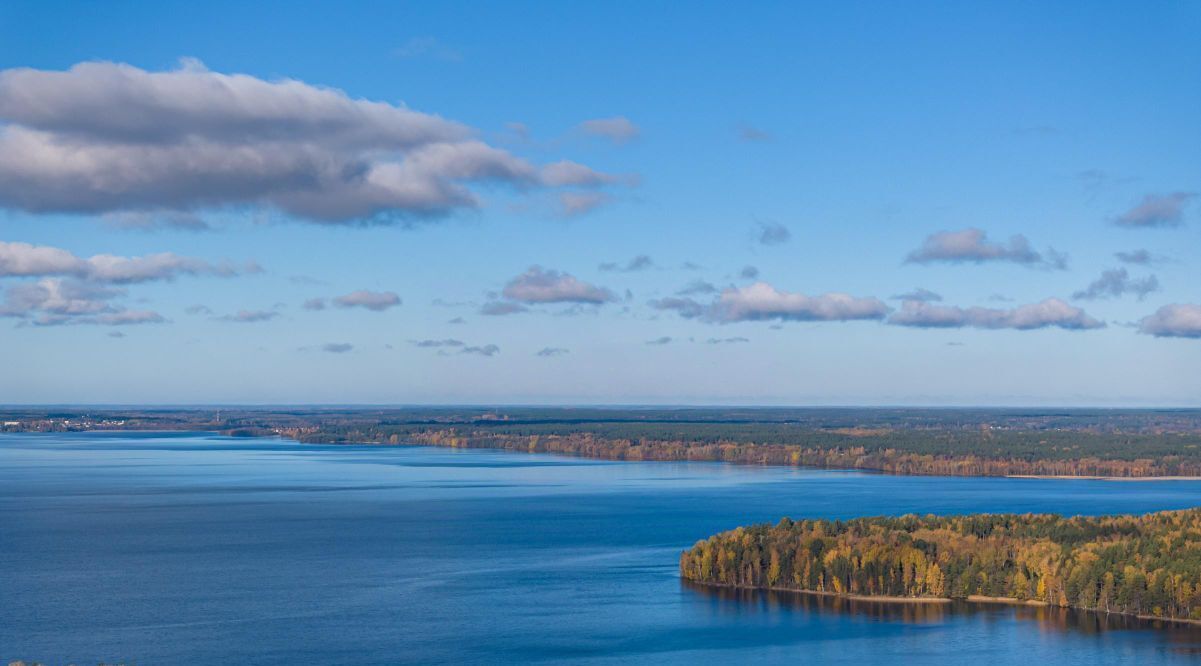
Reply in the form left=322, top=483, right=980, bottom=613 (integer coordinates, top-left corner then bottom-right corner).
left=683, top=581, right=1201, bottom=653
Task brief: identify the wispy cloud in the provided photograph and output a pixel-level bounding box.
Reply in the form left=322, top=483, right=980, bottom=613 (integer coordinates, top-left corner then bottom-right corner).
left=332, top=290, right=401, bottom=312
left=577, top=116, right=639, bottom=144
left=461, top=344, right=500, bottom=356
left=393, top=37, right=463, bottom=62
left=676, top=280, right=718, bottom=296
left=737, top=124, right=772, bottom=142
left=410, top=338, right=464, bottom=348
left=1114, top=192, right=1195, bottom=228
left=216, top=309, right=279, bottom=323
left=479, top=301, right=529, bottom=316
left=1072, top=268, right=1158, bottom=301
left=888, top=298, right=1103, bottom=331
left=536, top=347, right=569, bottom=357
left=756, top=222, right=791, bottom=246
left=1114, top=249, right=1162, bottom=266
left=599, top=255, right=654, bottom=272
left=890, top=288, right=943, bottom=302
left=321, top=342, right=353, bottom=353
left=103, top=210, right=211, bottom=232
left=558, top=191, right=612, bottom=217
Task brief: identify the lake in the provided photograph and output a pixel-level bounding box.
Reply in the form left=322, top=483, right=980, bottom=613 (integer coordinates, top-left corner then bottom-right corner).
left=3, top=431, right=1201, bottom=664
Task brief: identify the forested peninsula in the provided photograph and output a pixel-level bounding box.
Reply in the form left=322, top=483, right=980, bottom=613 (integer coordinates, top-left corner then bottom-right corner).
left=679, top=510, right=1201, bottom=623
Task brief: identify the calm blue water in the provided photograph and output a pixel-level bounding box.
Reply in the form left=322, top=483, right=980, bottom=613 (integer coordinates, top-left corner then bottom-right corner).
left=4, top=432, right=1201, bottom=664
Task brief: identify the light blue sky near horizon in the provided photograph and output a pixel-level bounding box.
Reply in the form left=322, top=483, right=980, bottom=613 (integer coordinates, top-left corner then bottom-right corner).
left=0, top=1, right=1198, bottom=405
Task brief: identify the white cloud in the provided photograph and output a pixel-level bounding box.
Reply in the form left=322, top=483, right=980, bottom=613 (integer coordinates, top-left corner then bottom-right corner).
left=905, top=228, right=1067, bottom=269
left=652, top=282, right=888, bottom=324
left=0, top=60, right=614, bottom=223
left=888, top=298, right=1103, bottom=331
left=711, top=283, right=889, bottom=323
left=501, top=266, right=615, bottom=305
left=0, top=277, right=166, bottom=326
left=1138, top=304, right=1201, bottom=339
left=0, top=240, right=255, bottom=283
left=332, top=290, right=401, bottom=311
left=1115, top=192, right=1195, bottom=228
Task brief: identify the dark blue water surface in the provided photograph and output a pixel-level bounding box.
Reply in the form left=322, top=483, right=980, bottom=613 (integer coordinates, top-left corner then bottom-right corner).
left=4, top=432, right=1201, bottom=664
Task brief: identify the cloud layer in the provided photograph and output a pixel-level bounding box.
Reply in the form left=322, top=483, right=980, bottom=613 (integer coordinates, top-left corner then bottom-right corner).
left=652, top=282, right=889, bottom=324
left=0, top=60, right=616, bottom=223
left=0, top=278, right=165, bottom=326
left=0, top=240, right=254, bottom=283
left=889, top=298, right=1103, bottom=331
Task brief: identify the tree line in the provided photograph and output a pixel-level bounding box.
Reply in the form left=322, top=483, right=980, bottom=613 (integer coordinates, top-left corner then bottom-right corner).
left=374, top=430, right=1201, bottom=478
left=679, top=509, right=1201, bottom=622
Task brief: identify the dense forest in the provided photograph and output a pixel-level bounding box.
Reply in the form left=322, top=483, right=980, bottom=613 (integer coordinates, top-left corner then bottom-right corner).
left=680, top=510, right=1201, bottom=622
left=392, top=429, right=1201, bottom=477
left=6, top=406, right=1201, bottom=478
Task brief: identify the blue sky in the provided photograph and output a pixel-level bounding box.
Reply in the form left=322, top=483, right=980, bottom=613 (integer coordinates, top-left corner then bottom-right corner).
left=0, top=1, right=1198, bottom=405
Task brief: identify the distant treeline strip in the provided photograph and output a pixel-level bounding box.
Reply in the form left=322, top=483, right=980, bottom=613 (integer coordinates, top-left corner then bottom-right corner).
left=679, top=510, right=1201, bottom=623
left=290, top=427, right=1201, bottom=478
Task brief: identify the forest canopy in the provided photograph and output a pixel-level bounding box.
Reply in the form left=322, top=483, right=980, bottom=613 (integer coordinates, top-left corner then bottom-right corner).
left=680, top=510, right=1201, bottom=622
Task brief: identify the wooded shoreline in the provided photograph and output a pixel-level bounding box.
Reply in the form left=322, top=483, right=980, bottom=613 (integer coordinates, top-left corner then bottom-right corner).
left=686, top=580, right=1201, bottom=627
left=306, top=428, right=1201, bottom=479
left=679, top=511, right=1201, bottom=625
